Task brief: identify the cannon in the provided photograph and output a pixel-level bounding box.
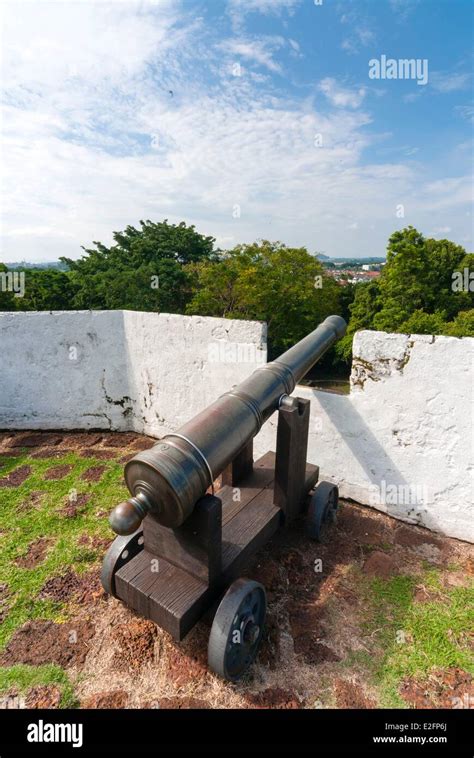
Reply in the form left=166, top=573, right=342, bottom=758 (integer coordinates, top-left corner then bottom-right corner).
left=101, top=315, right=346, bottom=681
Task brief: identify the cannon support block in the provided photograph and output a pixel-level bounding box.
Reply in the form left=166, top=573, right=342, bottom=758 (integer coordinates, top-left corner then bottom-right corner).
left=113, top=392, right=319, bottom=642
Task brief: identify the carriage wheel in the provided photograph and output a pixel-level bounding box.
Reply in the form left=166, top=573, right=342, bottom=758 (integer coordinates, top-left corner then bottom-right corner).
left=100, top=529, right=144, bottom=597
left=208, top=578, right=266, bottom=682
left=306, top=481, right=338, bottom=541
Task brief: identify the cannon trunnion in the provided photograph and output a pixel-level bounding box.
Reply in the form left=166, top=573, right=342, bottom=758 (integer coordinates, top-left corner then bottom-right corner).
left=101, top=316, right=346, bottom=681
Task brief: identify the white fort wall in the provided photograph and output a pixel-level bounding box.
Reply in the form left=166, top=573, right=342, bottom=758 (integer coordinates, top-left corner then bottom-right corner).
left=0, top=311, right=266, bottom=434
left=0, top=311, right=472, bottom=542
left=255, top=331, right=473, bottom=544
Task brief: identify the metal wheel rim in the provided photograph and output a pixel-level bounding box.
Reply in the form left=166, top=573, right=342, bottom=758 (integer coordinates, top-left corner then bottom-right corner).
left=100, top=529, right=144, bottom=597
left=307, top=482, right=338, bottom=541
left=208, top=578, right=266, bottom=682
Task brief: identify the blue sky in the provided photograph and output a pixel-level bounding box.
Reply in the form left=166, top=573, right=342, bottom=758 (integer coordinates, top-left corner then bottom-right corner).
left=1, top=0, right=472, bottom=261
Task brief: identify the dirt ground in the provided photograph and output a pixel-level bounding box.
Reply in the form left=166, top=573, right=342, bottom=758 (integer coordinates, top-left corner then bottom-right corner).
left=0, top=431, right=472, bottom=710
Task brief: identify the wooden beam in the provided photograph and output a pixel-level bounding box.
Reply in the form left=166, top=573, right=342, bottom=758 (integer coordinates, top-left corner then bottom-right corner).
left=274, top=397, right=311, bottom=524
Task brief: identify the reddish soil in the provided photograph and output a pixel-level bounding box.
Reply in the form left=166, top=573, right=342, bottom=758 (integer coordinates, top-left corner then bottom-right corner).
left=131, top=437, right=156, bottom=451
left=111, top=619, right=158, bottom=671
left=100, top=433, right=144, bottom=448
left=166, top=643, right=208, bottom=687
left=81, top=690, right=129, bottom=709
left=334, top=679, right=377, bottom=709
left=40, top=570, right=104, bottom=605
left=15, top=537, right=52, bottom=568
left=43, top=464, right=74, bottom=481
left=19, top=490, right=45, bottom=512
left=0, top=583, right=11, bottom=625
left=60, top=492, right=91, bottom=518
left=362, top=550, right=398, bottom=578
left=0, top=465, right=32, bottom=487
left=6, top=433, right=63, bottom=449
left=77, top=533, right=112, bottom=551
left=279, top=548, right=310, bottom=588
left=338, top=506, right=393, bottom=545
left=400, top=668, right=473, bottom=708
left=394, top=524, right=443, bottom=551
left=0, top=583, right=10, bottom=603
left=79, top=448, right=117, bottom=460
left=61, top=434, right=104, bottom=448
left=118, top=453, right=135, bottom=464
left=80, top=466, right=107, bottom=482
left=0, top=619, right=95, bottom=667
left=25, top=685, right=62, bottom=709
left=258, top=612, right=282, bottom=669
left=157, top=697, right=210, bottom=709
left=31, top=448, right=74, bottom=459
left=251, top=557, right=285, bottom=597
left=245, top=688, right=303, bottom=709
left=0, top=433, right=14, bottom=446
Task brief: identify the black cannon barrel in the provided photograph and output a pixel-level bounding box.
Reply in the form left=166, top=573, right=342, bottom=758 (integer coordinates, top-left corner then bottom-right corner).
left=110, top=315, right=346, bottom=533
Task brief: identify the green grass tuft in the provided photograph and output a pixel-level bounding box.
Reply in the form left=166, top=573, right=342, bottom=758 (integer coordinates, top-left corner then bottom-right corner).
left=359, top=570, right=474, bottom=707
left=0, top=449, right=127, bottom=647
left=0, top=664, right=78, bottom=708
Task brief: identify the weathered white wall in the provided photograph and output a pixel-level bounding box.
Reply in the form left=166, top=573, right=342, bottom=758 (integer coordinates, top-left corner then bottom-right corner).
left=254, top=331, right=474, bottom=543
left=0, top=311, right=266, bottom=434
left=0, top=312, right=472, bottom=541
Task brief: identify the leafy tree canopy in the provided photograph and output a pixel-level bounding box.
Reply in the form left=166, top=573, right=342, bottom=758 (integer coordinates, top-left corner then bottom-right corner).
left=335, top=227, right=472, bottom=365
left=60, top=219, right=216, bottom=312
left=186, top=240, right=341, bottom=356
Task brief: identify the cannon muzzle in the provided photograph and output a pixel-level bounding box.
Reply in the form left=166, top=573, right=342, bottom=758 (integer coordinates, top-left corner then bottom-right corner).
left=109, top=314, right=346, bottom=533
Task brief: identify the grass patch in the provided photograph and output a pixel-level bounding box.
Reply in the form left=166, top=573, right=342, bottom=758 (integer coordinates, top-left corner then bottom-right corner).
left=358, top=570, right=474, bottom=707
left=0, top=664, right=78, bottom=708
left=0, top=447, right=128, bottom=650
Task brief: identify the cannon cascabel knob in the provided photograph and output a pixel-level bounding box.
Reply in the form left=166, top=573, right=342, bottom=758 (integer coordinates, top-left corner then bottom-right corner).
left=109, top=493, right=151, bottom=535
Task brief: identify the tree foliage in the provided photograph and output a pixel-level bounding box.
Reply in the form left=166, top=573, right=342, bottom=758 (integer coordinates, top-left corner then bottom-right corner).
left=335, top=227, right=473, bottom=364
left=2, top=222, right=472, bottom=374
left=0, top=263, right=17, bottom=310
left=186, top=241, right=341, bottom=356
left=61, top=219, right=215, bottom=312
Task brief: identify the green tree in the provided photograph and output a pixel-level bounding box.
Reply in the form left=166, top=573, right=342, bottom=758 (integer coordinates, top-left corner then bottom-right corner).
left=15, top=269, right=77, bottom=311
left=0, top=264, right=17, bottom=310
left=187, top=241, right=341, bottom=357
left=398, top=309, right=447, bottom=335
left=335, top=280, right=381, bottom=364
left=444, top=308, right=474, bottom=337
left=62, top=219, right=215, bottom=311
left=373, top=227, right=470, bottom=332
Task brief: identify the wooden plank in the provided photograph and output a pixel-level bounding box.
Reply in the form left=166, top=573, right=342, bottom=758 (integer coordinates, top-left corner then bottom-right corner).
left=115, top=492, right=280, bottom=640
left=148, top=563, right=213, bottom=639
left=143, top=494, right=222, bottom=585
left=274, top=398, right=310, bottom=524
left=114, top=550, right=160, bottom=613
left=219, top=457, right=275, bottom=526
left=114, top=451, right=320, bottom=641
left=222, top=439, right=254, bottom=486
left=304, top=463, right=319, bottom=495
left=221, top=488, right=281, bottom=581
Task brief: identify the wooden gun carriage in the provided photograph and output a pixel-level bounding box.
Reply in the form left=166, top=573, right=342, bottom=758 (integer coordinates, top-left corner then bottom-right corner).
left=101, top=316, right=346, bottom=681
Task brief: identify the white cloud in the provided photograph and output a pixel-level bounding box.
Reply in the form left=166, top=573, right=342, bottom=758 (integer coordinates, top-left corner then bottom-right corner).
left=431, top=71, right=471, bottom=93
left=318, top=78, right=367, bottom=109
left=221, top=37, right=285, bottom=73
left=341, top=27, right=375, bottom=55
left=455, top=105, right=474, bottom=123
left=339, top=7, right=375, bottom=55
left=0, top=0, right=471, bottom=263
left=227, top=0, right=301, bottom=31
left=389, top=0, right=420, bottom=20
